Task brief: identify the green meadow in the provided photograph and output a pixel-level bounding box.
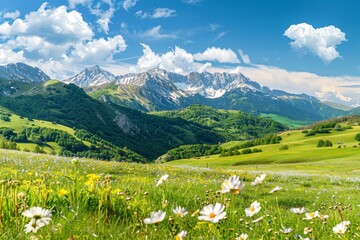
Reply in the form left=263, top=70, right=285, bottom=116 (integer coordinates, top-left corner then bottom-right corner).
left=0, top=145, right=359, bottom=239
left=166, top=125, right=360, bottom=177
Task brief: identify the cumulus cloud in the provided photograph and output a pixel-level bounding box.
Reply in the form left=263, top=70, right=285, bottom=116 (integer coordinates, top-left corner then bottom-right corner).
left=0, top=45, right=24, bottom=64
left=70, top=35, right=127, bottom=64
left=133, top=43, right=210, bottom=74
left=141, top=25, right=177, bottom=39
left=238, top=49, right=251, bottom=64
left=284, top=23, right=346, bottom=62
left=0, top=3, right=127, bottom=79
left=0, top=2, right=94, bottom=44
left=194, top=47, right=239, bottom=63
left=3, top=10, right=20, bottom=20
left=135, top=8, right=176, bottom=19
left=123, top=0, right=138, bottom=11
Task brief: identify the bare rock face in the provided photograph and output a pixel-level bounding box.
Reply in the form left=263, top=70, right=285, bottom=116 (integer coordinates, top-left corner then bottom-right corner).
left=113, top=111, right=140, bottom=135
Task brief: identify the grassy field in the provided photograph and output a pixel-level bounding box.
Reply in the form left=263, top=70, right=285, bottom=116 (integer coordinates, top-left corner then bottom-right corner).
left=166, top=126, right=360, bottom=177
left=260, top=113, right=309, bottom=129
left=0, top=148, right=359, bottom=239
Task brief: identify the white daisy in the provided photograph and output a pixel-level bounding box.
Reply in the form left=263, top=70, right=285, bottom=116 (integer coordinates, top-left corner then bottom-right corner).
left=156, top=174, right=169, bottom=187
left=290, top=207, right=307, bottom=214
left=175, top=230, right=187, bottom=240
left=22, top=206, right=52, bottom=226
left=143, top=210, right=166, bottom=224
left=221, top=175, right=245, bottom=195
left=245, top=201, right=261, bottom=217
left=198, top=203, right=226, bottom=223
left=172, top=206, right=188, bottom=218
left=332, top=221, right=350, bottom=235
left=303, top=211, right=319, bottom=220
left=251, top=174, right=266, bottom=186
left=235, top=233, right=248, bottom=240
left=269, top=186, right=282, bottom=193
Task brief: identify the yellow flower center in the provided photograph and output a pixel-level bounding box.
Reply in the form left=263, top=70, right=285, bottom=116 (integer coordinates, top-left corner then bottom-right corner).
left=209, top=212, right=216, bottom=218
left=175, top=236, right=181, bottom=240
left=177, top=213, right=183, bottom=217
left=309, top=213, right=315, bottom=218
left=250, top=207, right=255, bottom=212
left=338, top=229, right=343, bottom=233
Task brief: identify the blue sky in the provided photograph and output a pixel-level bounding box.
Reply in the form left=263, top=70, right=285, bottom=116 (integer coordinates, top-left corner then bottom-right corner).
left=0, top=0, right=360, bottom=106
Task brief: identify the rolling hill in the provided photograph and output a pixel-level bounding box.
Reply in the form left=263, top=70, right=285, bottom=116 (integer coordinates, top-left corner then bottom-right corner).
left=165, top=116, right=360, bottom=172
left=152, top=105, right=287, bottom=140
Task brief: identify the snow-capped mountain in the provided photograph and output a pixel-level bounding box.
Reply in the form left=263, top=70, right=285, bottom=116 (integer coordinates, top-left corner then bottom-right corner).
left=64, top=65, right=116, bottom=88
left=0, top=63, right=51, bottom=83
left=64, top=66, right=345, bottom=121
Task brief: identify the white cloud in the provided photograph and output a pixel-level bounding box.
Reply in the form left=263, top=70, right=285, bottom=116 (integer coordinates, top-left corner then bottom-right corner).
left=0, top=3, right=94, bottom=44
left=135, top=8, right=176, bottom=19
left=194, top=47, right=240, bottom=63
left=152, top=8, right=176, bottom=18
left=133, top=43, right=210, bottom=74
left=136, top=43, right=161, bottom=71
left=221, top=64, right=360, bottom=107
left=284, top=23, right=346, bottom=62
left=0, top=3, right=127, bottom=79
left=123, top=0, right=137, bottom=11
left=0, top=45, right=24, bottom=64
left=183, top=0, right=202, bottom=4
left=141, top=25, right=177, bottom=39
left=89, top=0, right=115, bottom=34
left=68, top=0, right=91, bottom=9
left=3, top=10, right=20, bottom=20
left=238, top=49, right=251, bottom=64
left=315, top=86, right=352, bottom=103
left=70, top=35, right=127, bottom=64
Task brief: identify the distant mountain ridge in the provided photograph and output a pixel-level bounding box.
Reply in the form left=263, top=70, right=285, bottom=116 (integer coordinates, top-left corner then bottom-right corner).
left=64, top=65, right=116, bottom=88
left=0, top=63, right=50, bottom=83
left=69, top=66, right=346, bottom=122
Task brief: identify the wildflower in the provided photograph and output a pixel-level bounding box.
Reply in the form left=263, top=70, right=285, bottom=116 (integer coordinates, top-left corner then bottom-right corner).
left=17, top=192, right=26, bottom=199
left=58, top=189, right=69, bottom=196
left=304, top=227, right=313, bottom=234
left=175, top=230, right=187, bottom=240
left=290, top=207, right=307, bottom=214
left=198, top=203, right=226, bottom=223
left=245, top=201, right=261, bottom=217
left=191, top=210, right=199, bottom=217
left=303, top=211, right=319, bottom=220
left=173, top=206, right=188, bottom=218
left=143, top=210, right=166, bottom=224
left=22, top=206, right=52, bottom=226
left=332, top=221, right=350, bottom=235
left=269, top=186, right=282, bottom=193
left=280, top=228, right=293, bottom=234
left=319, top=213, right=329, bottom=221
left=24, top=219, right=42, bottom=234
left=221, top=175, right=245, bottom=195
left=235, top=233, right=248, bottom=240
left=252, top=216, right=264, bottom=223
left=251, top=174, right=266, bottom=186
left=156, top=174, right=169, bottom=187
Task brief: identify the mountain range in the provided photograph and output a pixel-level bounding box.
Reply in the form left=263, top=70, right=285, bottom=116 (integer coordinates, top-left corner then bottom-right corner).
left=66, top=65, right=346, bottom=123
left=0, top=62, right=359, bottom=162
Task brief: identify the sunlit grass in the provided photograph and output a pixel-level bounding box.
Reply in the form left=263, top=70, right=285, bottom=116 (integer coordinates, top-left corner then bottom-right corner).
left=0, top=149, right=359, bottom=239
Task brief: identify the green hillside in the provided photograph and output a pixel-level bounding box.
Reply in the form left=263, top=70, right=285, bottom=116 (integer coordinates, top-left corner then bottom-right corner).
left=152, top=105, right=286, bottom=140
left=0, top=80, right=224, bottom=160
left=0, top=110, right=146, bottom=162
left=165, top=118, right=360, bottom=175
